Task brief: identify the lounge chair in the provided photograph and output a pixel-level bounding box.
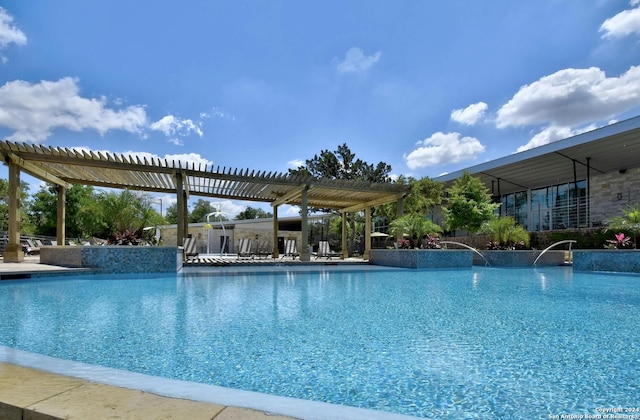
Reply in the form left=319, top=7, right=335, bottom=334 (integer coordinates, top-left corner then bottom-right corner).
left=281, top=239, right=299, bottom=259
left=24, top=239, right=40, bottom=255
left=255, top=240, right=272, bottom=259
left=237, top=237, right=253, bottom=259
left=183, top=237, right=198, bottom=260
left=315, top=240, right=340, bottom=259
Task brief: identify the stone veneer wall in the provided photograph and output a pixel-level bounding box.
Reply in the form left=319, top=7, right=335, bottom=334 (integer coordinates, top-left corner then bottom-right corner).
left=589, top=166, right=640, bottom=225
left=369, top=249, right=472, bottom=269
left=40, top=246, right=180, bottom=273
left=573, top=250, right=640, bottom=273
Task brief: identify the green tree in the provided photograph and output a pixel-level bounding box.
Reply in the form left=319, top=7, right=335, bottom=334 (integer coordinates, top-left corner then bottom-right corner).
left=377, top=176, right=443, bottom=222
left=443, top=172, right=499, bottom=234
left=290, top=143, right=392, bottom=183
left=164, top=202, right=178, bottom=224
left=98, top=189, right=160, bottom=238
left=189, top=199, right=229, bottom=223
left=234, top=206, right=272, bottom=220
left=29, top=184, right=100, bottom=238
left=289, top=143, right=393, bottom=255
left=480, top=216, right=530, bottom=249
left=606, top=203, right=640, bottom=248
left=28, top=186, right=58, bottom=237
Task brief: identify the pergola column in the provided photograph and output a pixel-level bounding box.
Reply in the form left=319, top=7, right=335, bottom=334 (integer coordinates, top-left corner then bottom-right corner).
left=363, top=206, right=372, bottom=260
left=396, top=196, right=405, bottom=243
left=56, top=186, right=66, bottom=246
left=300, top=186, right=310, bottom=261
left=181, top=190, right=189, bottom=241
left=272, top=205, right=279, bottom=258
left=176, top=172, right=186, bottom=246
left=341, top=212, right=348, bottom=259
left=4, top=160, right=24, bottom=262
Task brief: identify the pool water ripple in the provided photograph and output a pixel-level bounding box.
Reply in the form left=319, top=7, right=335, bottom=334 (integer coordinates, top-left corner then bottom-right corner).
left=0, top=267, right=639, bottom=418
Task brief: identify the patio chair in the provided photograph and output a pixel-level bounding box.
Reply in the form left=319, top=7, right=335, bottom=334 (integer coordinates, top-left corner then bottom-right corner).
left=24, top=239, right=40, bottom=255
left=237, top=237, right=254, bottom=259
left=281, top=239, right=299, bottom=259
left=183, top=237, right=198, bottom=260
left=255, top=240, right=272, bottom=259
left=315, top=240, right=340, bottom=259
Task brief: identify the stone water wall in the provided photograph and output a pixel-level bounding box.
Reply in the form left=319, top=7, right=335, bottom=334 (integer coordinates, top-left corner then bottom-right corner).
left=573, top=250, right=640, bottom=273
left=40, top=246, right=180, bottom=273
left=369, top=249, right=473, bottom=269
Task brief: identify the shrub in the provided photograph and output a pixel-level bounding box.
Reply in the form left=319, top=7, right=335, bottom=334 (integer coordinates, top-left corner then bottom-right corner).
left=480, top=216, right=530, bottom=250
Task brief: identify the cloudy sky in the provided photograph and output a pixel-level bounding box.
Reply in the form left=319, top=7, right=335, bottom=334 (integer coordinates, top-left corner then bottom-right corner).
left=1, top=1, right=639, bottom=216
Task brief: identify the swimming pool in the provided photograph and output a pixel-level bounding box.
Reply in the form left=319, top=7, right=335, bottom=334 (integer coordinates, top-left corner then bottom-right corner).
left=0, top=266, right=638, bottom=419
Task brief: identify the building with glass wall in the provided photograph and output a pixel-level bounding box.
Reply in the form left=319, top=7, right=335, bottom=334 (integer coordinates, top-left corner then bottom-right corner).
left=434, top=116, right=640, bottom=232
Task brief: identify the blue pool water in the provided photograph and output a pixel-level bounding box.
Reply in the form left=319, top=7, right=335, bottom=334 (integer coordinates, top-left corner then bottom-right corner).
left=0, top=266, right=639, bottom=419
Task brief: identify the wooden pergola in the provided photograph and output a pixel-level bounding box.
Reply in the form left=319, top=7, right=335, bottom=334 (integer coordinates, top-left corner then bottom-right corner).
left=0, top=141, right=410, bottom=262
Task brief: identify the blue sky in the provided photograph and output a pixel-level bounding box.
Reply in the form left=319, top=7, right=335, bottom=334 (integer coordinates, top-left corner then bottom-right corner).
left=1, top=0, right=639, bottom=217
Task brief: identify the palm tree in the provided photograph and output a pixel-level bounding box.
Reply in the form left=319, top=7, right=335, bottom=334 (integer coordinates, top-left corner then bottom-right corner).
left=389, top=214, right=442, bottom=248
left=606, top=203, right=640, bottom=249
left=480, top=216, right=530, bottom=249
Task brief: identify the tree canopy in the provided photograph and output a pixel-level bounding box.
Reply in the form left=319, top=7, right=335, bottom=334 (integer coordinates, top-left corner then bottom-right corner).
left=27, top=186, right=164, bottom=240
left=234, top=206, right=272, bottom=220
left=443, top=172, right=499, bottom=234
left=376, top=175, right=442, bottom=222
left=289, top=143, right=392, bottom=183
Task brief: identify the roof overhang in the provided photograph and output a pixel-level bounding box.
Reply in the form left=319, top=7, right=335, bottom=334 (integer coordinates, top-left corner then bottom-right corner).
left=434, top=116, right=640, bottom=195
left=0, top=141, right=410, bottom=212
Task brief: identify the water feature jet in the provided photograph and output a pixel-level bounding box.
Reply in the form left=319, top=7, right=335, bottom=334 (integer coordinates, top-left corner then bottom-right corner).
left=440, top=241, right=490, bottom=266
left=533, top=240, right=576, bottom=267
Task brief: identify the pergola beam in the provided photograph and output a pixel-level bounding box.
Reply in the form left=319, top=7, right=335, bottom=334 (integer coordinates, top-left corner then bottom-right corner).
left=340, top=193, right=407, bottom=213
left=271, top=185, right=308, bottom=207
left=5, top=153, right=72, bottom=188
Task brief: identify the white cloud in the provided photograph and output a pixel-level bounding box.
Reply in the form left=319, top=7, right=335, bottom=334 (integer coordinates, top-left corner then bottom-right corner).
left=0, top=77, right=209, bottom=143
left=496, top=66, right=640, bottom=129
left=163, top=152, right=212, bottom=167
left=0, top=77, right=148, bottom=142
left=200, top=107, right=235, bottom=121
left=207, top=199, right=246, bottom=218
left=288, top=159, right=304, bottom=168
left=283, top=205, right=301, bottom=216
left=0, top=7, right=27, bottom=62
left=150, top=115, right=203, bottom=138
left=168, top=138, right=184, bottom=146
left=404, top=132, right=485, bottom=169
left=451, top=102, right=488, bottom=125
left=600, top=1, right=640, bottom=38
left=516, top=124, right=599, bottom=152
left=336, top=47, right=382, bottom=74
